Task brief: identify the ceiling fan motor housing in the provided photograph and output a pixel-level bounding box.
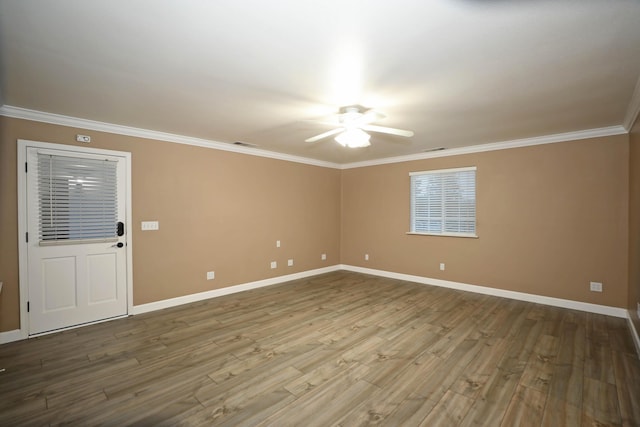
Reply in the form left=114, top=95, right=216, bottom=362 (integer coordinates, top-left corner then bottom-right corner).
left=338, top=105, right=368, bottom=115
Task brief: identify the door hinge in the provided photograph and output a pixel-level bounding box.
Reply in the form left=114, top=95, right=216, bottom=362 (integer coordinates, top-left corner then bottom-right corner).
left=25, top=162, right=28, bottom=173
left=26, top=232, right=28, bottom=243
left=27, top=301, right=30, bottom=312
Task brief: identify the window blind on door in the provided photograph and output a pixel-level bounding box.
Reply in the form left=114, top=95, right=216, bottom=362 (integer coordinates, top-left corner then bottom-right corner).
left=37, top=153, right=119, bottom=244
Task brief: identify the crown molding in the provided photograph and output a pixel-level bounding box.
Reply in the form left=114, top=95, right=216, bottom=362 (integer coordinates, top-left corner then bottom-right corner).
left=0, top=105, right=341, bottom=169
left=340, top=125, right=628, bottom=169
left=623, top=75, right=640, bottom=131
left=1, top=105, right=629, bottom=171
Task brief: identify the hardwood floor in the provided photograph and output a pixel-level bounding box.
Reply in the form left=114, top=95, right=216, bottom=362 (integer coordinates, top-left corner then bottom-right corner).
left=1, top=271, right=639, bottom=426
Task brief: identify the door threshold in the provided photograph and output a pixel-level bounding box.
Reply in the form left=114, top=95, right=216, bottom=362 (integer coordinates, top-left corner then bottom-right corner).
left=28, top=314, right=129, bottom=338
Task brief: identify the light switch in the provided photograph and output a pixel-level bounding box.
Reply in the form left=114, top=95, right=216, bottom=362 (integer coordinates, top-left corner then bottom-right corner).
left=141, top=221, right=159, bottom=231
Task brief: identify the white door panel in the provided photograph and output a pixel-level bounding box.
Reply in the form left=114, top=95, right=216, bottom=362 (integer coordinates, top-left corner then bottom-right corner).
left=26, top=147, right=128, bottom=335
left=87, top=253, right=118, bottom=304
left=41, top=256, right=77, bottom=312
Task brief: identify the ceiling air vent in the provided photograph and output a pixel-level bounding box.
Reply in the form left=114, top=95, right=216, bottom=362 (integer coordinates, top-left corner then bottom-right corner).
left=233, top=141, right=258, bottom=148
left=424, top=147, right=446, bottom=152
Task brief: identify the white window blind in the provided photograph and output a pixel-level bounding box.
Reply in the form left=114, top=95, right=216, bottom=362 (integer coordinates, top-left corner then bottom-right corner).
left=410, top=166, right=476, bottom=237
left=37, top=153, right=119, bottom=244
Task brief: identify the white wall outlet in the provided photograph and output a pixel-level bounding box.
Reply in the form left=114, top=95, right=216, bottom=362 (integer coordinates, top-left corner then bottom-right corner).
left=76, top=134, right=91, bottom=143
left=206, top=271, right=215, bottom=280
left=321, top=253, right=327, bottom=261
left=276, top=240, right=281, bottom=248
left=270, top=261, right=277, bottom=269
left=288, top=259, right=293, bottom=267
left=589, top=281, right=603, bottom=292
left=141, top=221, right=159, bottom=231
left=365, top=254, right=369, bottom=261
left=440, top=263, right=445, bottom=271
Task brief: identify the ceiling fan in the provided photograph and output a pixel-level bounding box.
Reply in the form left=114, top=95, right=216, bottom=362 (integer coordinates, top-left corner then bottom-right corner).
left=305, top=105, right=414, bottom=148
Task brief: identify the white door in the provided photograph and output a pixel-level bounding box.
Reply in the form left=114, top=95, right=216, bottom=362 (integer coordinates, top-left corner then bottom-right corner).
left=25, top=147, right=128, bottom=335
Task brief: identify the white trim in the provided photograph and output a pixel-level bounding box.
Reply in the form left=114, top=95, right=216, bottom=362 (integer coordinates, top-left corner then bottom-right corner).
left=17, top=139, right=133, bottom=338
left=410, top=166, right=476, bottom=237
left=0, top=105, right=629, bottom=171
left=410, top=166, right=477, bottom=176
left=2, top=265, right=633, bottom=346
left=340, top=265, right=629, bottom=318
left=131, top=265, right=341, bottom=315
left=623, top=76, right=640, bottom=131
left=627, top=314, right=640, bottom=358
left=36, top=147, right=120, bottom=160
left=406, top=232, right=478, bottom=238
left=125, top=149, right=134, bottom=318
left=2, top=265, right=341, bottom=344
left=341, top=126, right=627, bottom=169
left=17, top=142, right=29, bottom=340
left=0, top=329, right=25, bottom=345
left=0, top=105, right=340, bottom=169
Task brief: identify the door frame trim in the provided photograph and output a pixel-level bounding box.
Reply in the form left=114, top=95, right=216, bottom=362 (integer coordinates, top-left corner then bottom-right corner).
left=17, top=139, right=133, bottom=338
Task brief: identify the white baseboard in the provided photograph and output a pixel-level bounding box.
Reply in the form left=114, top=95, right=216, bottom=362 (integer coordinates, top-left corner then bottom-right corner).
left=340, top=265, right=629, bottom=318
left=628, top=314, right=640, bottom=358
left=0, top=329, right=25, bottom=345
left=131, top=265, right=342, bottom=315
left=3, top=264, right=633, bottom=347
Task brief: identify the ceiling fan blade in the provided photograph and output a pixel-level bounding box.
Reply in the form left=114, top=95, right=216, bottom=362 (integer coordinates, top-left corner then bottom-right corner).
left=362, top=125, right=414, bottom=137
left=310, top=120, right=343, bottom=127
left=305, top=127, right=344, bottom=143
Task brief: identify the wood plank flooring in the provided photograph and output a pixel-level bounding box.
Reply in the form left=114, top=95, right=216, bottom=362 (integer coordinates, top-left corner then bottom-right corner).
left=1, top=271, right=639, bottom=426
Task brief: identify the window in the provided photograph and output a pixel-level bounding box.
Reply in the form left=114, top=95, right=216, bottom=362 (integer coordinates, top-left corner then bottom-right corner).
left=410, top=166, right=476, bottom=237
left=37, top=152, right=119, bottom=244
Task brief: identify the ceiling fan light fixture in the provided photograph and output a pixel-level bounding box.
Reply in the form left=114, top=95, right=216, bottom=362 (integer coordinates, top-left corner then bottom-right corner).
left=335, top=128, right=371, bottom=148
left=305, top=105, right=411, bottom=146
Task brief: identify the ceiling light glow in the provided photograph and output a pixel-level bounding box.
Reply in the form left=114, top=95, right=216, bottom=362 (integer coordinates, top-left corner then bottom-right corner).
left=335, top=128, right=371, bottom=148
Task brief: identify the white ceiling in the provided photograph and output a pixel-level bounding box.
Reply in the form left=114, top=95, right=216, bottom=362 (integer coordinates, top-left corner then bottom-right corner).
left=1, top=0, right=640, bottom=164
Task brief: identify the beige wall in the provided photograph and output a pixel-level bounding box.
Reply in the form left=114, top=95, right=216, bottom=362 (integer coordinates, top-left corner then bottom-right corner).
left=0, top=117, right=342, bottom=332
left=341, top=135, right=630, bottom=307
left=0, top=115, right=633, bottom=334
left=629, top=116, right=640, bottom=332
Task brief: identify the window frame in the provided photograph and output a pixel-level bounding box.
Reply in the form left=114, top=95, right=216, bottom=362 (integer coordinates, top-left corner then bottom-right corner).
left=408, top=166, right=477, bottom=238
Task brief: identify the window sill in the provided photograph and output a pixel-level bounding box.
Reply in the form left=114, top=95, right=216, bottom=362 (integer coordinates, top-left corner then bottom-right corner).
left=406, top=232, right=478, bottom=239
